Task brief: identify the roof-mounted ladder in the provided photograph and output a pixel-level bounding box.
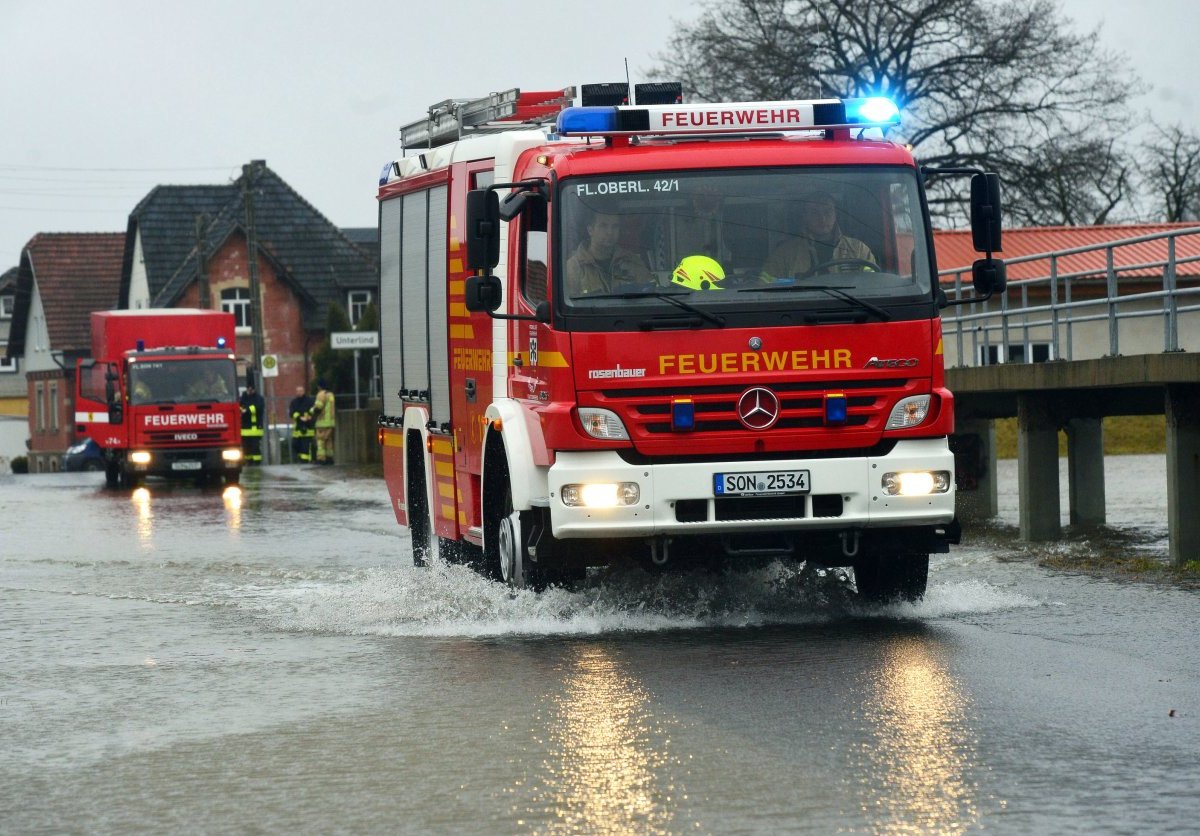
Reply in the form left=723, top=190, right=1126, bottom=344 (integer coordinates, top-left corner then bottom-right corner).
left=400, top=87, right=576, bottom=151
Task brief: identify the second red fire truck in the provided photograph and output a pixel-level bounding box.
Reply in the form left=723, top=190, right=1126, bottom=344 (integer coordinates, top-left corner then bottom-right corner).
left=377, top=84, right=1004, bottom=601
left=75, top=309, right=243, bottom=488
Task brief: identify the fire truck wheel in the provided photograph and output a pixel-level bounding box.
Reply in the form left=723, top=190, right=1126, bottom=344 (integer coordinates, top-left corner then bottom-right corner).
left=224, top=470, right=240, bottom=486
left=104, top=463, right=120, bottom=489
left=497, top=488, right=529, bottom=590
left=852, top=553, right=929, bottom=604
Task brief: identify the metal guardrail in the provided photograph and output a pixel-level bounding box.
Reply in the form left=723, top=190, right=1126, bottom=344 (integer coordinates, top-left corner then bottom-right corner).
left=940, top=226, right=1200, bottom=367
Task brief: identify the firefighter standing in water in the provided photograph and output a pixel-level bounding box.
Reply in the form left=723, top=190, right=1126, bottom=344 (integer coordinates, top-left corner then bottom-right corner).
left=239, top=380, right=266, bottom=464
left=311, top=379, right=336, bottom=465
left=289, top=384, right=315, bottom=463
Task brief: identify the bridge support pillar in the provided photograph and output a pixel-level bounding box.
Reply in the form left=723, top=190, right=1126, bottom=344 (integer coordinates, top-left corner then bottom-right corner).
left=1018, top=394, right=1061, bottom=541
left=1166, top=385, right=1200, bottom=566
left=952, top=420, right=998, bottom=522
left=1066, top=418, right=1106, bottom=526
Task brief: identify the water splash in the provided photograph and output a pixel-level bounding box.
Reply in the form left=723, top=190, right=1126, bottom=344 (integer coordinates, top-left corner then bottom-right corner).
left=240, top=559, right=1038, bottom=639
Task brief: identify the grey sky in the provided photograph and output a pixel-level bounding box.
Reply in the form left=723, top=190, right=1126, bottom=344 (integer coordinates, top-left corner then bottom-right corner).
left=1, top=0, right=1196, bottom=268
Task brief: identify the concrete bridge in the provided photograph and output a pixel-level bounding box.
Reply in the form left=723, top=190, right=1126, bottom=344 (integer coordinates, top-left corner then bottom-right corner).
left=940, top=226, right=1200, bottom=565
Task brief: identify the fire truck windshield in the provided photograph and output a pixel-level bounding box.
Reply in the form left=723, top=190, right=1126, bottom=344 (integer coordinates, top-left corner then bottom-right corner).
left=557, top=166, right=934, bottom=327
left=128, top=358, right=237, bottom=406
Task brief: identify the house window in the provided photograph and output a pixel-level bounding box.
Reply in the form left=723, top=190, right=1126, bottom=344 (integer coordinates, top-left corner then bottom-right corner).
left=49, top=382, right=59, bottom=432
left=221, top=287, right=251, bottom=329
left=0, top=295, right=13, bottom=319
left=0, top=341, right=14, bottom=373
left=35, top=382, right=45, bottom=431
left=348, top=290, right=372, bottom=326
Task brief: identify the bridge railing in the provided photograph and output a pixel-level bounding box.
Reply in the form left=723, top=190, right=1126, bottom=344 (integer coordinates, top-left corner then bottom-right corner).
left=939, top=226, right=1200, bottom=368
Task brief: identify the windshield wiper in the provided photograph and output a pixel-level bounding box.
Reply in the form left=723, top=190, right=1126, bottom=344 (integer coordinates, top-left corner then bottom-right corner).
left=739, top=283, right=891, bottom=321
left=581, top=288, right=726, bottom=327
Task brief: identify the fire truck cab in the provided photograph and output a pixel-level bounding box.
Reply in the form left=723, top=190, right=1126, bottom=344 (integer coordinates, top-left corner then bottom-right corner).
left=377, top=84, right=1003, bottom=601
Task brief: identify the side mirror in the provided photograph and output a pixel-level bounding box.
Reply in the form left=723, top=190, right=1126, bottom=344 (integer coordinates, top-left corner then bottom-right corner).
left=464, top=274, right=503, bottom=312
left=972, top=258, right=1007, bottom=296
left=465, top=189, right=500, bottom=270
left=970, top=172, right=1003, bottom=253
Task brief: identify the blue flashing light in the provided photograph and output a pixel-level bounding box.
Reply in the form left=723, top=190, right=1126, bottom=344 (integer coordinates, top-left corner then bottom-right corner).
left=378, top=161, right=393, bottom=186
left=216, top=336, right=227, bottom=349
left=671, top=399, right=696, bottom=431
left=844, top=97, right=900, bottom=126
left=136, top=339, right=145, bottom=352
left=556, top=106, right=619, bottom=135
left=824, top=393, right=848, bottom=425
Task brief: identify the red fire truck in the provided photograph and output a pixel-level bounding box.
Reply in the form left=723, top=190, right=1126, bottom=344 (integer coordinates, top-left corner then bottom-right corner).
left=75, top=309, right=243, bottom=488
left=377, top=84, right=1004, bottom=601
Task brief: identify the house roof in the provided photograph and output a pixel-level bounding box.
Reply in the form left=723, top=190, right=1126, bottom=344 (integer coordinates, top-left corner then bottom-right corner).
left=0, top=266, right=17, bottom=294
left=122, top=161, right=377, bottom=330
left=933, top=223, right=1200, bottom=282
left=6, top=232, right=126, bottom=357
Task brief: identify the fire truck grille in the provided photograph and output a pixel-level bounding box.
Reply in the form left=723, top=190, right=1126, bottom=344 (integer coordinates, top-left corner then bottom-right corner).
left=144, top=430, right=228, bottom=445
left=596, top=378, right=912, bottom=436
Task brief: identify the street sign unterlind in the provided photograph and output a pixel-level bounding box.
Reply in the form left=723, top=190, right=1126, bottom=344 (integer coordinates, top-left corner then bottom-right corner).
left=331, top=331, right=380, bottom=350
left=261, top=354, right=279, bottom=378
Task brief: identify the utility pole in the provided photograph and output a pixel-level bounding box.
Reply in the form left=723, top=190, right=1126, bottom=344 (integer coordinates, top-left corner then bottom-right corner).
left=195, top=213, right=211, bottom=310
left=242, top=160, right=269, bottom=462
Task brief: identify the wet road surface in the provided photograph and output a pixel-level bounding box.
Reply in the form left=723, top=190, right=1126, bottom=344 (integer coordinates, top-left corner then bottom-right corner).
left=1, top=457, right=1197, bottom=833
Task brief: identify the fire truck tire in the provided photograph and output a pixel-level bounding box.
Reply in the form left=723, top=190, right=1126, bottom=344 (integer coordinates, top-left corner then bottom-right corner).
left=104, top=462, right=120, bottom=489
left=852, top=553, right=929, bottom=603
left=496, top=486, right=530, bottom=589
left=224, top=470, right=240, bottom=486
left=406, top=434, right=432, bottom=568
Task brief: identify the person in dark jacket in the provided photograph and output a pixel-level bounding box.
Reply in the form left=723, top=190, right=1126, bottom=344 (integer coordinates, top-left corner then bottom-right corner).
left=289, top=384, right=315, bottom=463
left=239, top=382, right=266, bottom=464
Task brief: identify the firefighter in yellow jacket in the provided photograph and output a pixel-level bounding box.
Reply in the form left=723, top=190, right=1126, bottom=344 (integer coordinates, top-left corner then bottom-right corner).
left=311, top=379, right=336, bottom=465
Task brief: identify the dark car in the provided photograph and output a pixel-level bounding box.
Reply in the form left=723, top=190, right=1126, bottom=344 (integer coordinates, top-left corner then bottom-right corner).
left=63, top=438, right=105, bottom=472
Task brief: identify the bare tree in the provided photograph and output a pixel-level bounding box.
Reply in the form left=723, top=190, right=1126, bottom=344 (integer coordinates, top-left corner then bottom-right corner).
left=650, top=0, right=1142, bottom=225
left=1141, top=123, right=1200, bottom=222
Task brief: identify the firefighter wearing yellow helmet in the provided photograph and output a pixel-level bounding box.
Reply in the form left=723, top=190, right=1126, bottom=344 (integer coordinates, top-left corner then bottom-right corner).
left=671, top=255, right=726, bottom=290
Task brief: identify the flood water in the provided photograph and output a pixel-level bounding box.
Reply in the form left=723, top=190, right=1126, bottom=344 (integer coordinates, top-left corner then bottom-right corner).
left=1, top=456, right=1196, bottom=833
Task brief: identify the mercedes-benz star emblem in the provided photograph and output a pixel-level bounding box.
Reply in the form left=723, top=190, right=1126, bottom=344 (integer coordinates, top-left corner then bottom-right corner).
left=737, top=387, right=780, bottom=430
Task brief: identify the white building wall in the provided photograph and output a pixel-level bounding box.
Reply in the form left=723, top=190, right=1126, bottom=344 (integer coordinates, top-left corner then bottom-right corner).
left=128, top=230, right=150, bottom=309
left=24, top=278, right=58, bottom=374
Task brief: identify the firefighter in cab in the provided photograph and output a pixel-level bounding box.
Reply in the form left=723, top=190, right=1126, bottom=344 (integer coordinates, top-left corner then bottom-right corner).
left=239, top=379, right=266, bottom=464
left=289, top=384, right=315, bottom=463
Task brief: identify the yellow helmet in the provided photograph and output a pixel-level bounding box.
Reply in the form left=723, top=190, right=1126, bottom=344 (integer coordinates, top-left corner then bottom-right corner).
left=671, top=255, right=726, bottom=290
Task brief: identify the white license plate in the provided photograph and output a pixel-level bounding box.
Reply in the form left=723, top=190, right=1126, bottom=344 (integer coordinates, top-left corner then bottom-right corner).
left=171, top=460, right=203, bottom=471
left=714, top=469, right=810, bottom=496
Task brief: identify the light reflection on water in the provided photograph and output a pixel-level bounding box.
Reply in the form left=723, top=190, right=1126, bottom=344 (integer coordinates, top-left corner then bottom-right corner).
left=222, top=484, right=243, bottom=532
left=858, top=637, right=982, bottom=834
left=533, top=645, right=679, bottom=834
left=129, top=487, right=153, bottom=548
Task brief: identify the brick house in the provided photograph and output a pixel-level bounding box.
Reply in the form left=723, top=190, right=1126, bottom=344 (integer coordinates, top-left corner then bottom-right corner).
left=120, top=160, right=378, bottom=426
left=4, top=234, right=125, bottom=472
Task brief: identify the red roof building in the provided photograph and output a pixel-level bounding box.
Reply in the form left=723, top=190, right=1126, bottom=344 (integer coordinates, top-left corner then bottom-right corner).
left=5, top=233, right=125, bottom=472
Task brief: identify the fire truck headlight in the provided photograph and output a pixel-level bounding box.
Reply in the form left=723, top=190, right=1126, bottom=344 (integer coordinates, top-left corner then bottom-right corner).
left=886, top=395, right=931, bottom=429
left=222, top=449, right=243, bottom=462
left=129, top=450, right=152, bottom=465
left=577, top=408, right=630, bottom=440
left=882, top=471, right=951, bottom=496
left=561, top=482, right=641, bottom=508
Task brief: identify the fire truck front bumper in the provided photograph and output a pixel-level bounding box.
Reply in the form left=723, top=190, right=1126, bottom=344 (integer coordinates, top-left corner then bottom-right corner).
left=545, top=438, right=955, bottom=539
left=125, top=446, right=244, bottom=477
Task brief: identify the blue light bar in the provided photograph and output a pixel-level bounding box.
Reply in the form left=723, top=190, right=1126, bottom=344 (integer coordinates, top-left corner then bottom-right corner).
left=216, top=336, right=227, bottom=349
left=671, top=399, right=695, bottom=431
left=378, top=161, right=393, bottom=186
left=557, top=106, right=619, bottom=135
left=825, top=393, right=848, bottom=425
left=844, top=97, right=900, bottom=126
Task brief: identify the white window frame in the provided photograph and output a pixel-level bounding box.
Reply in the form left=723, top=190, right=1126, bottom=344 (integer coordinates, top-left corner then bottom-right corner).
left=0, top=341, right=15, bottom=373
left=221, top=287, right=252, bottom=332
left=0, top=295, right=13, bottom=320
left=35, top=381, right=45, bottom=431
left=49, top=381, right=59, bottom=432
left=348, top=290, right=372, bottom=326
